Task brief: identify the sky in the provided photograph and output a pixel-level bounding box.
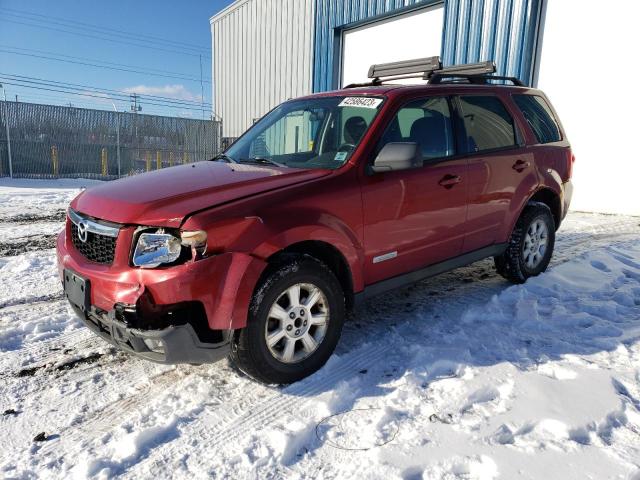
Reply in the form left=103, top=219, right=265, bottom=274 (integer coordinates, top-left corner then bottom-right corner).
left=0, top=0, right=235, bottom=117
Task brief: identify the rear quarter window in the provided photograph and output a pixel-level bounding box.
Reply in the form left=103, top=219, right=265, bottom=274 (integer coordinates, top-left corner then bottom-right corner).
left=513, top=94, right=562, bottom=144
left=457, top=96, right=517, bottom=153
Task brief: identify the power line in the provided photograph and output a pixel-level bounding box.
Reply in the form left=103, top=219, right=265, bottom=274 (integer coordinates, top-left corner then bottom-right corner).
left=2, top=7, right=211, bottom=53
left=0, top=80, right=213, bottom=113
left=0, top=45, right=212, bottom=82
left=0, top=73, right=212, bottom=108
left=0, top=47, right=212, bottom=84
left=2, top=86, right=201, bottom=116
left=4, top=94, right=195, bottom=117
left=0, top=17, right=212, bottom=59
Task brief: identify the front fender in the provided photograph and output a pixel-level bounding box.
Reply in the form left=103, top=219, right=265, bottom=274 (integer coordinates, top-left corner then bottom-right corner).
left=252, top=224, right=364, bottom=292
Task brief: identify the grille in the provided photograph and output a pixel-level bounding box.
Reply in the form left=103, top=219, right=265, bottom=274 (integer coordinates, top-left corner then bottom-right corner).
left=71, top=222, right=118, bottom=264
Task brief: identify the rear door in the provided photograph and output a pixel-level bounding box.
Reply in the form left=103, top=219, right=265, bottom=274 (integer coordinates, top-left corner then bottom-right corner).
left=361, top=96, right=468, bottom=285
left=454, top=94, right=537, bottom=252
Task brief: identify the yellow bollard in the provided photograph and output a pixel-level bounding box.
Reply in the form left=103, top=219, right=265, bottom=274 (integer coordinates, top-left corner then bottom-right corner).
left=169, top=151, right=174, bottom=167
left=156, top=151, right=162, bottom=170
left=51, top=145, right=59, bottom=176
left=145, top=151, right=151, bottom=172
left=101, top=148, right=108, bottom=176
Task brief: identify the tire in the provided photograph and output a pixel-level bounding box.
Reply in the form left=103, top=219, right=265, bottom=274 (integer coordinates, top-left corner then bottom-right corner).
left=494, top=202, right=556, bottom=284
left=229, top=255, right=345, bottom=384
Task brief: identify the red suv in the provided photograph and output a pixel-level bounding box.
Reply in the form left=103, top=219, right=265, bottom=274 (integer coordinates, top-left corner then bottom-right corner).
left=57, top=59, right=573, bottom=384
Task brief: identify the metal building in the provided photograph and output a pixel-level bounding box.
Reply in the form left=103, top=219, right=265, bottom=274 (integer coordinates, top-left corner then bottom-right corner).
left=211, top=0, right=639, bottom=215
left=211, top=0, right=540, bottom=138
left=210, top=0, right=315, bottom=138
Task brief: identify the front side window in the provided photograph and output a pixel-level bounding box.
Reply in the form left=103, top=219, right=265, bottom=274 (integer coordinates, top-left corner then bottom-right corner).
left=513, top=94, right=562, bottom=144
left=378, top=96, right=455, bottom=162
left=225, top=96, right=384, bottom=169
left=457, top=96, right=517, bottom=153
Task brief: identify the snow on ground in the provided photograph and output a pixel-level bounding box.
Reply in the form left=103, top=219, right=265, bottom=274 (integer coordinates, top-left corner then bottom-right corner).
left=0, top=179, right=639, bottom=480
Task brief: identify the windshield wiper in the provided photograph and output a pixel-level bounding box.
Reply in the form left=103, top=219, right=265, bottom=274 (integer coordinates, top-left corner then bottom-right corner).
left=211, top=153, right=237, bottom=164
left=239, top=157, right=287, bottom=168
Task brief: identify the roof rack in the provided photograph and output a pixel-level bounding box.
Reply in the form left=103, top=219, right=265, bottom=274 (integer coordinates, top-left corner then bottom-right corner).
left=344, top=56, right=524, bottom=88
left=368, top=56, right=441, bottom=81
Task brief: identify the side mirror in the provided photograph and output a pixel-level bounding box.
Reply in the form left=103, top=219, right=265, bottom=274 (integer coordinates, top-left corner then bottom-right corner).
left=371, top=142, right=421, bottom=173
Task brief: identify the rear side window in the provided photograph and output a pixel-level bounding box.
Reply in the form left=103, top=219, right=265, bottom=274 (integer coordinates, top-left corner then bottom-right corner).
left=457, top=96, right=517, bottom=153
left=513, top=94, right=562, bottom=144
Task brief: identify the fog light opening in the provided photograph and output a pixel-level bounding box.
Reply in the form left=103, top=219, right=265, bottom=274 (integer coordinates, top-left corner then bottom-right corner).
left=143, top=338, right=165, bottom=353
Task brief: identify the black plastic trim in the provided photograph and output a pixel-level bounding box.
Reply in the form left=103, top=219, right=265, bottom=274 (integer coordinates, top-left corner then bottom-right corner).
left=68, top=301, right=231, bottom=364
left=354, top=243, right=508, bottom=304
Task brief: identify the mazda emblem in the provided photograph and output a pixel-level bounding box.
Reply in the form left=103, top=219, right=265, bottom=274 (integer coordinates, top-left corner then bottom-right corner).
left=77, top=220, right=89, bottom=243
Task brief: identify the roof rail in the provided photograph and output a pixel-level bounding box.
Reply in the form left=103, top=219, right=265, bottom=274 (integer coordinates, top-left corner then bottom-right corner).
left=344, top=57, right=524, bottom=88
left=428, top=73, right=524, bottom=86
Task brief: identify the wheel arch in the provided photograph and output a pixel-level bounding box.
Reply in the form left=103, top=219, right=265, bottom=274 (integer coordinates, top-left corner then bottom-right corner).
left=528, top=187, right=562, bottom=230
left=263, top=240, right=356, bottom=313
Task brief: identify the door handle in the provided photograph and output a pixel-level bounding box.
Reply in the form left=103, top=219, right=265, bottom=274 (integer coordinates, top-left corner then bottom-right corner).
left=438, top=174, right=462, bottom=189
left=512, top=159, right=531, bottom=172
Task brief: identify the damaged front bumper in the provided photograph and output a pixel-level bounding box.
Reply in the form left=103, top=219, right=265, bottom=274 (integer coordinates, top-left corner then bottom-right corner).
left=68, top=299, right=231, bottom=364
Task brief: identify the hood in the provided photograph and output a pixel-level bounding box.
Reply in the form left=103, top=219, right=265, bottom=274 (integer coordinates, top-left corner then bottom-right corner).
left=71, top=161, right=329, bottom=227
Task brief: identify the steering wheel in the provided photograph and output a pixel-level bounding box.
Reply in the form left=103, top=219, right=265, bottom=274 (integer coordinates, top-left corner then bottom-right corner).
left=337, top=143, right=356, bottom=153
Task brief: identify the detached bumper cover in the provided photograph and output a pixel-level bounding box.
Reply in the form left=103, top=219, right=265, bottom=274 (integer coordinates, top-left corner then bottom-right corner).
left=70, top=302, right=231, bottom=364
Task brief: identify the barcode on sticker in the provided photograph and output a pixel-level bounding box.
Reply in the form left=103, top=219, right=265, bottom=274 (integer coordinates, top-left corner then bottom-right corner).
left=338, top=97, right=383, bottom=109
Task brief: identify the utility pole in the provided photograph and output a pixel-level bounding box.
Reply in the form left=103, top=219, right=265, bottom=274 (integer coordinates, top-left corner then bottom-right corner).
left=199, top=54, right=205, bottom=120
left=130, top=93, right=142, bottom=113
left=130, top=94, right=140, bottom=167
left=0, top=84, right=13, bottom=178
left=109, top=101, right=121, bottom=177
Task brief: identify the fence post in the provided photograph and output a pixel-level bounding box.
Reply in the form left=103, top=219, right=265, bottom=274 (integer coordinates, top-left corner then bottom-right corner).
left=183, top=152, right=189, bottom=164
left=51, top=145, right=59, bottom=177
left=101, top=148, right=108, bottom=176
left=169, top=151, right=174, bottom=167
left=1, top=99, right=13, bottom=178
left=145, top=151, right=151, bottom=172
left=156, top=151, right=161, bottom=170
left=115, top=112, right=121, bottom=177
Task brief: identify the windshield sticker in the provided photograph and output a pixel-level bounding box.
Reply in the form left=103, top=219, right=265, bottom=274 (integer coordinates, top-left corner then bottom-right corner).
left=334, top=151, right=348, bottom=162
left=338, top=97, right=383, bottom=109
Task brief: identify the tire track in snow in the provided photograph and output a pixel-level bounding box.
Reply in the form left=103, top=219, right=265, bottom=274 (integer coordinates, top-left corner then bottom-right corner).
left=127, top=345, right=390, bottom=478
left=38, top=365, right=183, bottom=459
left=125, top=228, right=640, bottom=477
left=5, top=214, right=634, bottom=372
left=3, top=213, right=638, bottom=476
left=0, top=234, right=59, bottom=257
left=0, top=292, right=64, bottom=310
left=0, top=210, right=66, bottom=224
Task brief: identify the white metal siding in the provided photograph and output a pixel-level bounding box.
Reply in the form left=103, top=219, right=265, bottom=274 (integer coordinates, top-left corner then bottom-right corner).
left=211, top=0, right=315, bottom=138
left=536, top=0, right=640, bottom=215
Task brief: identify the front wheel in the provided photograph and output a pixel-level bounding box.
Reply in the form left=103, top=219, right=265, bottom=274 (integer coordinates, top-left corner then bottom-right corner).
left=229, top=255, right=345, bottom=384
left=494, top=202, right=556, bottom=284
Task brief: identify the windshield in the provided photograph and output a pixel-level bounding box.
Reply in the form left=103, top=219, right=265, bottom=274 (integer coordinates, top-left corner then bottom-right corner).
left=224, top=95, right=384, bottom=169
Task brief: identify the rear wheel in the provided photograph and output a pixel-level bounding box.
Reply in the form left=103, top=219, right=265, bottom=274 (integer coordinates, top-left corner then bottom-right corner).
left=229, top=255, right=345, bottom=384
left=494, top=203, right=556, bottom=284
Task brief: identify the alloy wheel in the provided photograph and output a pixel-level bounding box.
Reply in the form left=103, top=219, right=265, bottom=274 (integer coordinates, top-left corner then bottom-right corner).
left=264, top=283, right=329, bottom=363
left=523, top=218, right=549, bottom=269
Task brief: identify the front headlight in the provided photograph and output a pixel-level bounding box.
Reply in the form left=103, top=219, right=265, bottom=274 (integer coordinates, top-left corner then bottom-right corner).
left=133, top=232, right=182, bottom=268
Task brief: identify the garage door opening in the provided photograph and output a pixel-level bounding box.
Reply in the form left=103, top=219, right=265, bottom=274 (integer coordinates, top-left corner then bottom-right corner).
left=340, top=5, right=444, bottom=87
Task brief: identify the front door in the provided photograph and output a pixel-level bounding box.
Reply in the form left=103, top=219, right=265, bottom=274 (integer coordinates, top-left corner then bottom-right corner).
left=361, top=96, right=468, bottom=285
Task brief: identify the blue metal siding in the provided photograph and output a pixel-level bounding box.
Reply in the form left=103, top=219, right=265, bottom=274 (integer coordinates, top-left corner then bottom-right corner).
left=312, top=0, right=438, bottom=92
left=443, top=0, right=541, bottom=83
left=313, top=0, right=542, bottom=91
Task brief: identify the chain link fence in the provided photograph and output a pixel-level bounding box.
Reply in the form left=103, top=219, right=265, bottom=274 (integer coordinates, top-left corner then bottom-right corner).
left=0, top=101, right=223, bottom=179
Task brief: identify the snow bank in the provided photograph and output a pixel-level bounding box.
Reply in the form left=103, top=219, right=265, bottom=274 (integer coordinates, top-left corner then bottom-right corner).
left=0, top=180, right=638, bottom=479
